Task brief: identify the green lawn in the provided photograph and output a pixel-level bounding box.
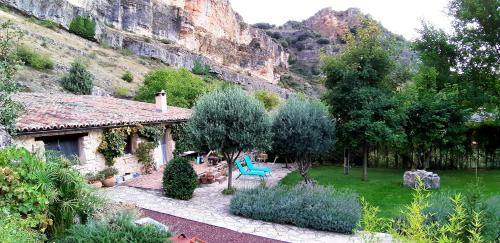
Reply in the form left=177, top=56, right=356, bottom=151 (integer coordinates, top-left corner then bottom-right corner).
left=280, top=166, right=500, bottom=219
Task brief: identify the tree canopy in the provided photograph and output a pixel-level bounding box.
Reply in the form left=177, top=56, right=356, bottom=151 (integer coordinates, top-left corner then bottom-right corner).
left=136, top=68, right=206, bottom=108
left=271, top=97, right=335, bottom=183
left=188, top=88, right=271, bottom=189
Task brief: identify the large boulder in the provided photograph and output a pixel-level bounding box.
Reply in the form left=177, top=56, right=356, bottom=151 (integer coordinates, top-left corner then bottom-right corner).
left=0, top=126, right=13, bottom=149
left=403, top=170, right=440, bottom=189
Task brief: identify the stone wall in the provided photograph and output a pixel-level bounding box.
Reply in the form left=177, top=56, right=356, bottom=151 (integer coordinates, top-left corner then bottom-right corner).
left=13, top=126, right=176, bottom=176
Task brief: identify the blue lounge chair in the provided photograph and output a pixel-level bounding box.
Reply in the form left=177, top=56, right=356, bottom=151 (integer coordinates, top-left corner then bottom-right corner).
left=244, top=155, right=272, bottom=173
left=235, top=159, right=266, bottom=179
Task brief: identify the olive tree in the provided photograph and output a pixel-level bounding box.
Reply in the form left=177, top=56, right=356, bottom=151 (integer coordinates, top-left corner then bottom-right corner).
left=271, top=97, right=335, bottom=184
left=188, top=88, right=271, bottom=189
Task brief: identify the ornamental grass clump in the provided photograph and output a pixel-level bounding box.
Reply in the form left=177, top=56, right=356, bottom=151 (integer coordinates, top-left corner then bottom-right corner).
left=230, top=185, right=361, bottom=234
left=162, top=157, right=198, bottom=200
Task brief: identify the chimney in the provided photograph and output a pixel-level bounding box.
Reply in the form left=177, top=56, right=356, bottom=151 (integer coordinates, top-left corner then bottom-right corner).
left=155, top=90, right=167, bottom=112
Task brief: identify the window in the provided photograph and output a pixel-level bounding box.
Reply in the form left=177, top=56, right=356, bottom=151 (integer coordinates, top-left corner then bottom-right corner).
left=36, top=133, right=86, bottom=159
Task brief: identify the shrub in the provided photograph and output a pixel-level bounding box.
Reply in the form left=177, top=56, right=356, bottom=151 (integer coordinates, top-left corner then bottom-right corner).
left=230, top=185, right=361, bottom=234
left=253, top=23, right=275, bottom=30
left=136, top=142, right=156, bottom=174
left=191, top=60, right=210, bottom=75
left=254, top=90, right=280, bottom=111
left=55, top=212, right=171, bottom=242
left=162, top=157, right=198, bottom=200
left=15, top=46, right=54, bottom=70
left=61, top=60, right=93, bottom=95
left=0, top=214, right=44, bottom=243
left=69, top=16, right=96, bottom=40
left=99, top=167, right=118, bottom=178
left=222, top=187, right=237, bottom=195
left=0, top=148, right=102, bottom=237
left=113, top=85, right=129, bottom=97
left=171, top=123, right=194, bottom=157
left=121, top=70, right=134, bottom=82
left=135, top=68, right=206, bottom=108
left=317, top=38, right=331, bottom=45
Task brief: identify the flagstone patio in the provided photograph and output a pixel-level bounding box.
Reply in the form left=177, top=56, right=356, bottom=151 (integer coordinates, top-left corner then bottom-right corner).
left=103, top=163, right=391, bottom=243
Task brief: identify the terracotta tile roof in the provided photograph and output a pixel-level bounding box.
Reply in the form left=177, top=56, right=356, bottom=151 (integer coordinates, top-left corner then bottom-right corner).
left=12, top=93, right=192, bottom=134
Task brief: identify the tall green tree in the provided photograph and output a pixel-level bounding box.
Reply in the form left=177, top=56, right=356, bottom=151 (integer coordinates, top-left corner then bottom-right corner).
left=188, top=88, right=270, bottom=189
left=449, top=0, right=499, bottom=106
left=136, top=68, right=206, bottom=108
left=322, top=20, right=403, bottom=181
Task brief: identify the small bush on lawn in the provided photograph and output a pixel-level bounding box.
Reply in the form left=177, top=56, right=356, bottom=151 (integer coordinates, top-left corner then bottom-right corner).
left=230, top=185, right=361, bottom=234
left=16, top=46, right=54, bottom=70
left=163, top=157, right=198, bottom=200
left=121, top=70, right=134, bottom=82
left=61, top=60, right=93, bottom=95
left=55, top=212, right=171, bottom=243
left=69, top=16, right=96, bottom=40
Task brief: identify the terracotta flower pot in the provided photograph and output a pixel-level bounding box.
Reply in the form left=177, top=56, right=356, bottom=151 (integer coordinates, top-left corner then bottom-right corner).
left=89, top=181, right=103, bottom=188
left=102, top=177, right=115, bottom=187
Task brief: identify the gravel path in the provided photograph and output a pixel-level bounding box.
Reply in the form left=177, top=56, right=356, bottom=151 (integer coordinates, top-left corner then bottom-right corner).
left=142, top=208, right=285, bottom=243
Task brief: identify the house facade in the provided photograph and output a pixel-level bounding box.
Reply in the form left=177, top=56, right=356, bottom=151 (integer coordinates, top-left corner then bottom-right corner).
left=11, top=91, right=192, bottom=176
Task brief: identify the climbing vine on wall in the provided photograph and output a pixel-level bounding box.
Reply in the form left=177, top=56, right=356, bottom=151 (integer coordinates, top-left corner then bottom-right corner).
left=138, top=125, right=165, bottom=144
left=98, top=127, right=133, bottom=166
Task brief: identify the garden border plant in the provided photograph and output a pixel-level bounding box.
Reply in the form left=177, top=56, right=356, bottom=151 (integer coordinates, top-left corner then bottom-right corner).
left=230, top=185, right=361, bottom=234
left=162, top=157, right=198, bottom=200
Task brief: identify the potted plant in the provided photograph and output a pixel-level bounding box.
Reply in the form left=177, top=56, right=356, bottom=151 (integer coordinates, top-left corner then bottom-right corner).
left=85, top=172, right=105, bottom=188
left=100, top=167, right=118, bottom=187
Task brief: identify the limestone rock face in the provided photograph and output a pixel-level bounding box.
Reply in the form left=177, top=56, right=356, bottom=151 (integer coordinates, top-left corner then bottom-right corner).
left=1, top=0, right=288, bottom=91
left=0, top=126, right=12, bottom=149
left=303, top=7, right=362, bottom=41
left=403, top=170, right=440, bottom=189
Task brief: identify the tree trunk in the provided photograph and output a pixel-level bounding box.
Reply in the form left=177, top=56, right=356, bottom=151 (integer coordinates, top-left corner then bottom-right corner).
left=343, top=148, right=350, bottom=175
left=362, top=143, right=368, bottom=181
left=226, top=158, right=233, bottom=189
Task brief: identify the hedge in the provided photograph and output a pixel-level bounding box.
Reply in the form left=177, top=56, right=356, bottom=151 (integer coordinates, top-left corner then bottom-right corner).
left=230, top=185, right=361, bottom=234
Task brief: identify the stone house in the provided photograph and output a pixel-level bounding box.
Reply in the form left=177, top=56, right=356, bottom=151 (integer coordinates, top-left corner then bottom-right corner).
left=10, top=91, right=192, bottom=175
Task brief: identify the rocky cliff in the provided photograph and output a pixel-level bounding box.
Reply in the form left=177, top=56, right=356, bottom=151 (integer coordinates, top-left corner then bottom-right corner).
left=1, top=0, right=289, bottom=95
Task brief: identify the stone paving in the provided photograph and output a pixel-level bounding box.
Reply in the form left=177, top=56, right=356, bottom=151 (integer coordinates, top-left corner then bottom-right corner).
left=104, top=163, right=392, bottom=243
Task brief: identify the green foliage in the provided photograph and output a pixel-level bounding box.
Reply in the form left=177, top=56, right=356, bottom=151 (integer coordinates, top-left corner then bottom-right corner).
left=254, top=90, right=280, bottom=111
left=98, top=128, right=128, bottom=166
left=15, top=46, right=54, bottom=70
left=162, top=157, right=198, bottom=200
left=191, top=60, right=210, bottom=75
left=271, top=97, right=335, bottom=183
left=171, top=123, right=194, bottom=157
left=322, top=20, right=403, bottom=180
left=136, top=142, right=156, bottom=174
left=121, top=70, right=134, bottom=82
left=1, top=20, right=23, bottom=135
left=99, top=167, right=118, bottom=178
left=55, top=212, right=171, bottom=242
left=29, top=17, right=59, bottom=30
left=222, top=187, right=237, bottom=195
left=113, top=85, right=129, bottom=97
left=69, top=16, right=96, bottom=40
left=230, top=185, right=361, bottom=234
left=448, top=0, right=499, bottom=108
left=0, top=148, right=102, bottom=237
left=0, top=214, right=44, bottom=243
left=61, top=60, right=93, bottom=95
left=359, top=197, right=388, bottom=233
left=85, top=171, right=105, bottom=182
left=188, top=88, right=270, bottom=189
left=136, top=68, right=206, bottom=108
left=138, top=125, right=165, bottom=144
